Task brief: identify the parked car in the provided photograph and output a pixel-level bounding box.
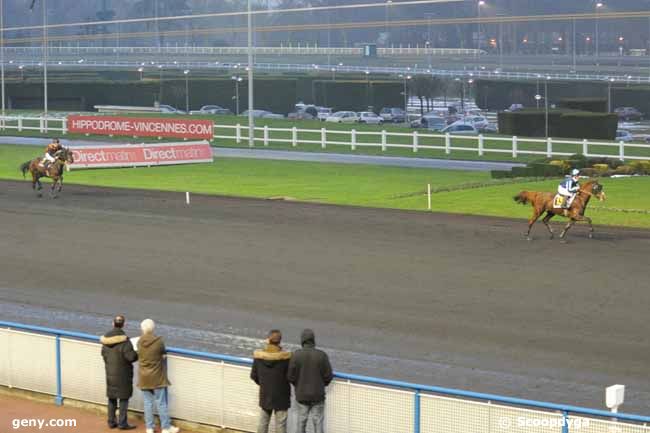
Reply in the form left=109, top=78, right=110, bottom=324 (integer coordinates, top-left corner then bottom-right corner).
left=379, top=107, right=407, bottom=123
left=189, top=105, right=232, bottom=115
left=506, top=103, right=524, bottom=112
left=616, top=129, right=634, bottom=142
left=614, top=107, right=643, bottom=121
left=159, top=104, right=186, bottom=114
left=462, top=115, right=490, bottom=130
left=410, top=115, right=446, bottom=131
left=240, top=110, right=284, bottom=119
left=287, top=111, right=315, bottom=120
left=325, top=111, right=359, bottom=123
left=479, top=123, right=499, bottom=134
left=358, top=112, right=383, bottom=125
left=441, top=123, right=479, bottom=135
left=316, top=107, right=333, bottom=121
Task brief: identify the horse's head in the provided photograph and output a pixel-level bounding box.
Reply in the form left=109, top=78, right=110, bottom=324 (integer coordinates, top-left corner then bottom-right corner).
left=55, top=147, right=74, bottom=164
left=582, top=180, right=606, bottom=202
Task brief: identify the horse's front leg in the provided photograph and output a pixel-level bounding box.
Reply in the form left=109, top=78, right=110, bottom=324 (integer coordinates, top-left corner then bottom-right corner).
left=559, top=219, right=576, bottom=242
left=58, top=176, right=63, bottom=192
left=573, top=214, right=594, bottom=239
left=50, top=178, right=59, bottom=198
left=525, top=209, right=543, bottom=241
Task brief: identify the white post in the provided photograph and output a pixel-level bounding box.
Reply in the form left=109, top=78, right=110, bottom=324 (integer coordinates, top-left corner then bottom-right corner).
left=619, top=141, right=625, bottom=161
left=39, top=116, right=44, bottom=133
left=582, top=139, right=589, bottom=157
left=412, top=131, right=418, bottom=153
left=321, top=128, right=326, bottom=149
left=546, top=137, right=553, bottom=158
left=292, top=126, right=297, bottom=147
left=478, top=134, right=484, bottom=156
left=381, top=130, right=387, bottom=151
left=445, top=133, right=451, bottom=154
left=263, top=125, right=269, bottom=146
left=185, top=192, right=190, bottom=205
left=512, top=136, right=518, bottom=158
left=236, top=123, right=241, bottom=144
left=18, top=117, right=23, bottom=132
left=351, top=129, right=356, bottom=151
left=61, top=117, right=67, bottom=135
left=427, top=183, right=431, bottom=210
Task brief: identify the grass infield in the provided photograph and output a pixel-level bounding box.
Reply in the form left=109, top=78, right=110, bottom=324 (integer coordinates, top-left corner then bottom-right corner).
left=1, top=143, right=649, bottom=228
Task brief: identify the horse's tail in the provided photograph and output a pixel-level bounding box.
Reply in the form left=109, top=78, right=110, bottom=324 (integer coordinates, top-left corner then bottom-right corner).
left=19, top=160, right=32, bottom=178
left=514, top=191, right=534, bottom=205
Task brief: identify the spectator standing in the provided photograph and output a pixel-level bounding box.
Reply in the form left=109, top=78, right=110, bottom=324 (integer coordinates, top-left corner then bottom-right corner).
left=100, top=315, right=138, bottom=430
left=137, top=319, right=180, bottom=433
left=287, top=329, right=333, bottom=433
left=250, top=330, right=292, bottom=433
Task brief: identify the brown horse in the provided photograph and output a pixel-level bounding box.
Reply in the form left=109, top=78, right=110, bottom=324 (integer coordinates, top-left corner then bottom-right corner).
left=514, top=180, right=606, bottom=241
left=19, top=147, right=74, bottom=198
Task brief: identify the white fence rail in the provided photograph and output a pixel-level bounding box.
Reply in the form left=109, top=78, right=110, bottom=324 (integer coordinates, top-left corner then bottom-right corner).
left=215, top=124, right=650, bottom=161
left=2, top=115, right=649, bottom=161
left=1, top=323, right=650, bottom=433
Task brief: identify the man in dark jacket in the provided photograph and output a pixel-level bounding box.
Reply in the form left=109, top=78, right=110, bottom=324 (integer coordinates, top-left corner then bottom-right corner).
left=250, top=329, right=291, bottom=433
left=287, top=329, right=333, bottom=433
left=100, top=315, right=138, bottom=430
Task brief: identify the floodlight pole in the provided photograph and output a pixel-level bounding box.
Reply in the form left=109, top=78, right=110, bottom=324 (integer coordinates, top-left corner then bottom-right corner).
left=43, top=0, right=48, bottom=116
left=247, top=0, right=254, bottom=147
left=1, top=0, right=5, bottom=119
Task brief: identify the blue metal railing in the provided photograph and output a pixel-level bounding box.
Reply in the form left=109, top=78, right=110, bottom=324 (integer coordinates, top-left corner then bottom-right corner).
left=2, top=320, right=650, bottom=430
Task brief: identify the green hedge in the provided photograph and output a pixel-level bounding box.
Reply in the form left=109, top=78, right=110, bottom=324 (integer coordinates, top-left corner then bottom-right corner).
left=6, top=78, right=298, bottom=114
left=313, top=80, right=401, bottom=112
left=559, top=98, right=607, bottom=113
left=498, top=109, right=617, bottom=140
left=556, top=112, right=618, bottom=140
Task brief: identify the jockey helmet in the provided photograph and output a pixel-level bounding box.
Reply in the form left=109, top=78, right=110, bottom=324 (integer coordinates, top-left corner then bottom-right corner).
left=571, top=168, right=580, bottom=177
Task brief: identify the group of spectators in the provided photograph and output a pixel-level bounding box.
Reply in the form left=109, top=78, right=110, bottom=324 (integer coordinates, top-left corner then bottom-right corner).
left=100, top=316, right=333, bottom=433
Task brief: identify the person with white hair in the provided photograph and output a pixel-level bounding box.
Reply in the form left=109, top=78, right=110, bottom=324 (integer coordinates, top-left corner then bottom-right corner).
left=137, top=319, right=179, bottom=433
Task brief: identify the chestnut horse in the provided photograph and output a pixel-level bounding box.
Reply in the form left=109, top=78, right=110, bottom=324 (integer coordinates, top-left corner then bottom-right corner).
left=513, top=180, right=606, bottom=241
left=19, top=147, right=74, bottom=198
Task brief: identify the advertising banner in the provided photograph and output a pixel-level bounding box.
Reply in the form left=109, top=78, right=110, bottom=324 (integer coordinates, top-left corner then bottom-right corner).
left=67, top=115, right=214, bottom=140
left=69, top=141, right=214, bottom=169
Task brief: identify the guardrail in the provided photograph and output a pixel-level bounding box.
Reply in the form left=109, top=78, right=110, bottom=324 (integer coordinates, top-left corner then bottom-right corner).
left=2, top=59, right=650, bottom=84
left=1, top=320, right=649, bottom=433
left=2, top=115, right=650, bottom=161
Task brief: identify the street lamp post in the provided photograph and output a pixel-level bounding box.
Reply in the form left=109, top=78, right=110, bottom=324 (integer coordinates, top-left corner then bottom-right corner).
left=477, top=0, right=485, bottom=60
left=400, top=74, right=411, bottom=125
left=158, top=65, right=163, bottom=103
left=183, top=69, right=190, bottom=113
left=385, top=0, right=393, bottom=36
left=607, top=77, right=614, bottom=113
left=595, top=2, right=603, bottom=59
left=232, top=76, right=242, bottom=115
left=572, top=18, right=577, bottom=71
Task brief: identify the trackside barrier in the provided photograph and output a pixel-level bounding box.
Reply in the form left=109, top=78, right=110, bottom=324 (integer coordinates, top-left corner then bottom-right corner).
left=1, top=321, right=650, bottom=433
left=2, top=115, right=650, bottom=161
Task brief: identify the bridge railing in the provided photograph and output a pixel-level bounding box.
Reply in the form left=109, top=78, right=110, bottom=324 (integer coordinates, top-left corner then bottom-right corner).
left=1, top=320, right=650, bottom=433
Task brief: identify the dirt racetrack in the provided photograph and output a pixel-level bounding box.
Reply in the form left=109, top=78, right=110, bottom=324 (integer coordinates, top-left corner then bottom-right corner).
left=1, top=179, right=649, bottom=412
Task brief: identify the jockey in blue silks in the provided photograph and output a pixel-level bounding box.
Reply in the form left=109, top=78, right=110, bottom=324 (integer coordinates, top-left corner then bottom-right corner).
left=557, top=169, right=580, bottom=209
